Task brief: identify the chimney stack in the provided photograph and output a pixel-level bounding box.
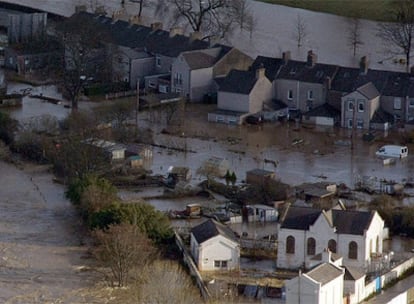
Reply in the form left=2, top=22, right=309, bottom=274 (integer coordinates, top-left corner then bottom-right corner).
left=322, top=248, right=332, bottom=264
left=75, top=5, right=87, bottom=13
left=190, top=31, right=202, bottom=42
left=129, top=15, right=142, bottom=25
left=282, top=51, right=291, bottom=65
left=169, top=27, right=183, bottom=38
left=307, top=50, right=317, bottom=67
left=360, top=56, right=369, bottom=75
left=151, top=22, right=163, bottom=31
left=256, top=64, right=266, bottom=80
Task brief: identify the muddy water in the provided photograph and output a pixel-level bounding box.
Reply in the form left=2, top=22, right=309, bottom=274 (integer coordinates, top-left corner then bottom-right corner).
left=0, top=161, right=107, bottom=303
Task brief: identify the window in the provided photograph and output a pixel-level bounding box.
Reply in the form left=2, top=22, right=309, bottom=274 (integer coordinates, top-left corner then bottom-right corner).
left=394, top=98, right=402, bottom=110
left=286, top=236, right=295, bottom=254
left=214, top=260, right=228, bottom=268
left=307, top=237, right=316, bottom=256
left=148, top=80, right=156, bottom=88
left=357, top=119, right=364, bottom=129
left=156, top=55, right=161, bottom=67
left=306, top=100, right=313, bottom=111
left=349, top=241, right=358, bottom=259
left=358, top=100, right=365, bottom=112
left=328, top=239, right=337, bottom=253
left=287, top=90, right=293, bottom=100
left=174, top=73, right=183, bottom=85
left=307, top=90, right=314, bottom=100
left=409, top=99, right=414, bottom=108
left=348, top=119, right=353, bottom=128
left=348, top=99, right=354, bottom=111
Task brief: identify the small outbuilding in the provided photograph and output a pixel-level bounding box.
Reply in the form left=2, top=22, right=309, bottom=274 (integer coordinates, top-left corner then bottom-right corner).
left=246, top=168, right=276, bottom=186
left=201, top=156, right=230, bottom=178
left=190, top=219, right=240, bottom=271
left=247, top=204, right=278, bottom=222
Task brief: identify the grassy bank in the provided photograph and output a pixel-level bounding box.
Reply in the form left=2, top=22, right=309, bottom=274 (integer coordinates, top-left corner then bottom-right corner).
left=260, top=0, right=393, bottom=22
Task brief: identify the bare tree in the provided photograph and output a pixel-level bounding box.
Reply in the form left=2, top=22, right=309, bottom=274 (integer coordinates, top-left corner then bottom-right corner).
left=93, top=223, right=157, bottom=287
left=293, top=14, right=307, bottom=48
left=378, top=0, right=414, bottom=72
left=55, top=13, right=115, bottom=111
left=347, top=18, right=364, bottom=56
left=155, top=0, right=254, bottom=39
left=128, top=0, right=152, bottom=17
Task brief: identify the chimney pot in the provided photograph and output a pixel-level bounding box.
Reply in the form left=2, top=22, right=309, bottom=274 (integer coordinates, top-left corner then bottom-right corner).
left=151, top=22, right=163, bottom=31
left=169, top=27, right=183, bottom=38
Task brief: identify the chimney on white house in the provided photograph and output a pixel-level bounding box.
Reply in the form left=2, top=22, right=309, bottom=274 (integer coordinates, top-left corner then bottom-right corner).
left=256, top=64, right=266, bottom=80
left=189, top=31, right=202, bottom=42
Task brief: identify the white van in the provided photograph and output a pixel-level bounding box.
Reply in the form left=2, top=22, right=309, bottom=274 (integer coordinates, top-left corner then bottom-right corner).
left=375, top=145, right=408, bottom=158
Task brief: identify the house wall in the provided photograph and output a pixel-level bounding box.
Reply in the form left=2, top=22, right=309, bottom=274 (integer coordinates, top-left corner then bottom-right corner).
left=341, top=91, right=380, bottom=129
left=155, top=54, right=173, bottom=74
left=319, top=274, right=344, bottom=304
left=197, top=235, right=240, bottom=271
left=130, top=57, right=155, bottom=89
left=190, top=67, right=214, bottom=102
left=218, top=91, right=250, bottom=113
left=277, top=228, right=307, bottom=269
left=249, top=77, right=273, bottom=113
left=213, top=48, right=253, bottom=77
left=381, top=95, right=406, bottom=122
left=285, top=276, right=320, bottom=304
left=274, top=79, right=325, bottom=112
left=171, top=54, right=189, bottom=96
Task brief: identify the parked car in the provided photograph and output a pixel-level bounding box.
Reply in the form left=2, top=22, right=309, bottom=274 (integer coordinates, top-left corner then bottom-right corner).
left=375, top=145, right=408, bottom=158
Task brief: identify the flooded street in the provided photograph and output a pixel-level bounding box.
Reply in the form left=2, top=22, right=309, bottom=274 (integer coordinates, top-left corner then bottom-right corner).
left=0, top=161, right=108, bottom=303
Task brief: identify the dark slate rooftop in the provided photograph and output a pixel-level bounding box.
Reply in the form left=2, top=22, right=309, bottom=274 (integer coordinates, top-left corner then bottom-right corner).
left=280, top=206, right=321, bottom=230
left=183, top=52, right=216, bottom=69
left=344, top=266, right=365, bottom=281
left=191, top=219, right=237, bottom=244
left=356, top=82, right=380, bottom=99
left=276, top=60, right=338, bottom=84
left=331, top=209, right=375, bottom=235
left=306, top=263, right=343, bottom=285
left=251, top=56, right=284, bottom=81
left=218, top=69, right=261, bottom=94
left=303, top=103, right=340, bottom=118
left=371, top=108, right=394, bottom=124
left=72, top=12, right=209, bottom=57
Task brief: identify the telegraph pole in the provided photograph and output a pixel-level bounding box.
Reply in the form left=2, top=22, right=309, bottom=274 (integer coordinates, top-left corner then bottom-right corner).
left=135, top=79, right=140, bottom=137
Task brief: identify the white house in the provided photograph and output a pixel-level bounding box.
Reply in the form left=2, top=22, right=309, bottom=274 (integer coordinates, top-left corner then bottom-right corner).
left=277, top=205, right=385, bottom=270
left=190, top=219, right=240, bottom=271
left=285, top=261, right=345, bottom=304
left=343, top=266, right=366, bottom=304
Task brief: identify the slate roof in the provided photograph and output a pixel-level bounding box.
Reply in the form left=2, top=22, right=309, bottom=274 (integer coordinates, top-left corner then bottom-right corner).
left=71, top=12, right=209, bottom=57
left=251, top=56, right=284, bottom=81
left=276, top=60, right=338, bottom=84
left=191, top=219, right=237, bottom=244
left=331, top=209, right=375, bottom=235
left=280, top=206, right=321, bottom=230
left=281, top=206, right=376, bottom=235
left=306, top=263, right=343, bottom=285
left=343, top=266, right=365, bottom=281
left=311, top=252, right=342, bottom=262
left=183, top=52, right=216, bottom=69
left=370, top=108, right=394, bottom=124
left=355, top=82, right=380, bottom=99
left=218, top=69, right=261, bottom=94
left=304, top=103, right=340, bottom=118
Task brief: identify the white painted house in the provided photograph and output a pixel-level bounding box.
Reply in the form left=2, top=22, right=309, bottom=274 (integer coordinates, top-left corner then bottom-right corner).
left=190, top=219, right=240, bottom=271
left=285, top=261, right=345, bottom=304
left=277, top=205, right=384, bottom=270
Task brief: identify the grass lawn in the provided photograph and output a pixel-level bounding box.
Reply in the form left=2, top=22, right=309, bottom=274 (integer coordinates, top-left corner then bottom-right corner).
left=259, top=0, right=393, bottom=22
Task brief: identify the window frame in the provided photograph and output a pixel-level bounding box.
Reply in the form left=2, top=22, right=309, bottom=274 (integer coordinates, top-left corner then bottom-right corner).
left=287, top=89, right=293, bottom=100
left=348, top=241, right=358, bottom=259
left=286, top=235, right=295, bottom=254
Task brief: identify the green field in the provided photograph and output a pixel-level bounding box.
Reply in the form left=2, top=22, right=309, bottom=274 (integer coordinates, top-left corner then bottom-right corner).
left=260, top=0, right=393, bottom=22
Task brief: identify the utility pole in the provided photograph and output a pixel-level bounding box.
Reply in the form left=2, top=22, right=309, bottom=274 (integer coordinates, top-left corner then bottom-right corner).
left=351, top=101, right=356, bottom=150
left=135, top=79, right=140, bottom=137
